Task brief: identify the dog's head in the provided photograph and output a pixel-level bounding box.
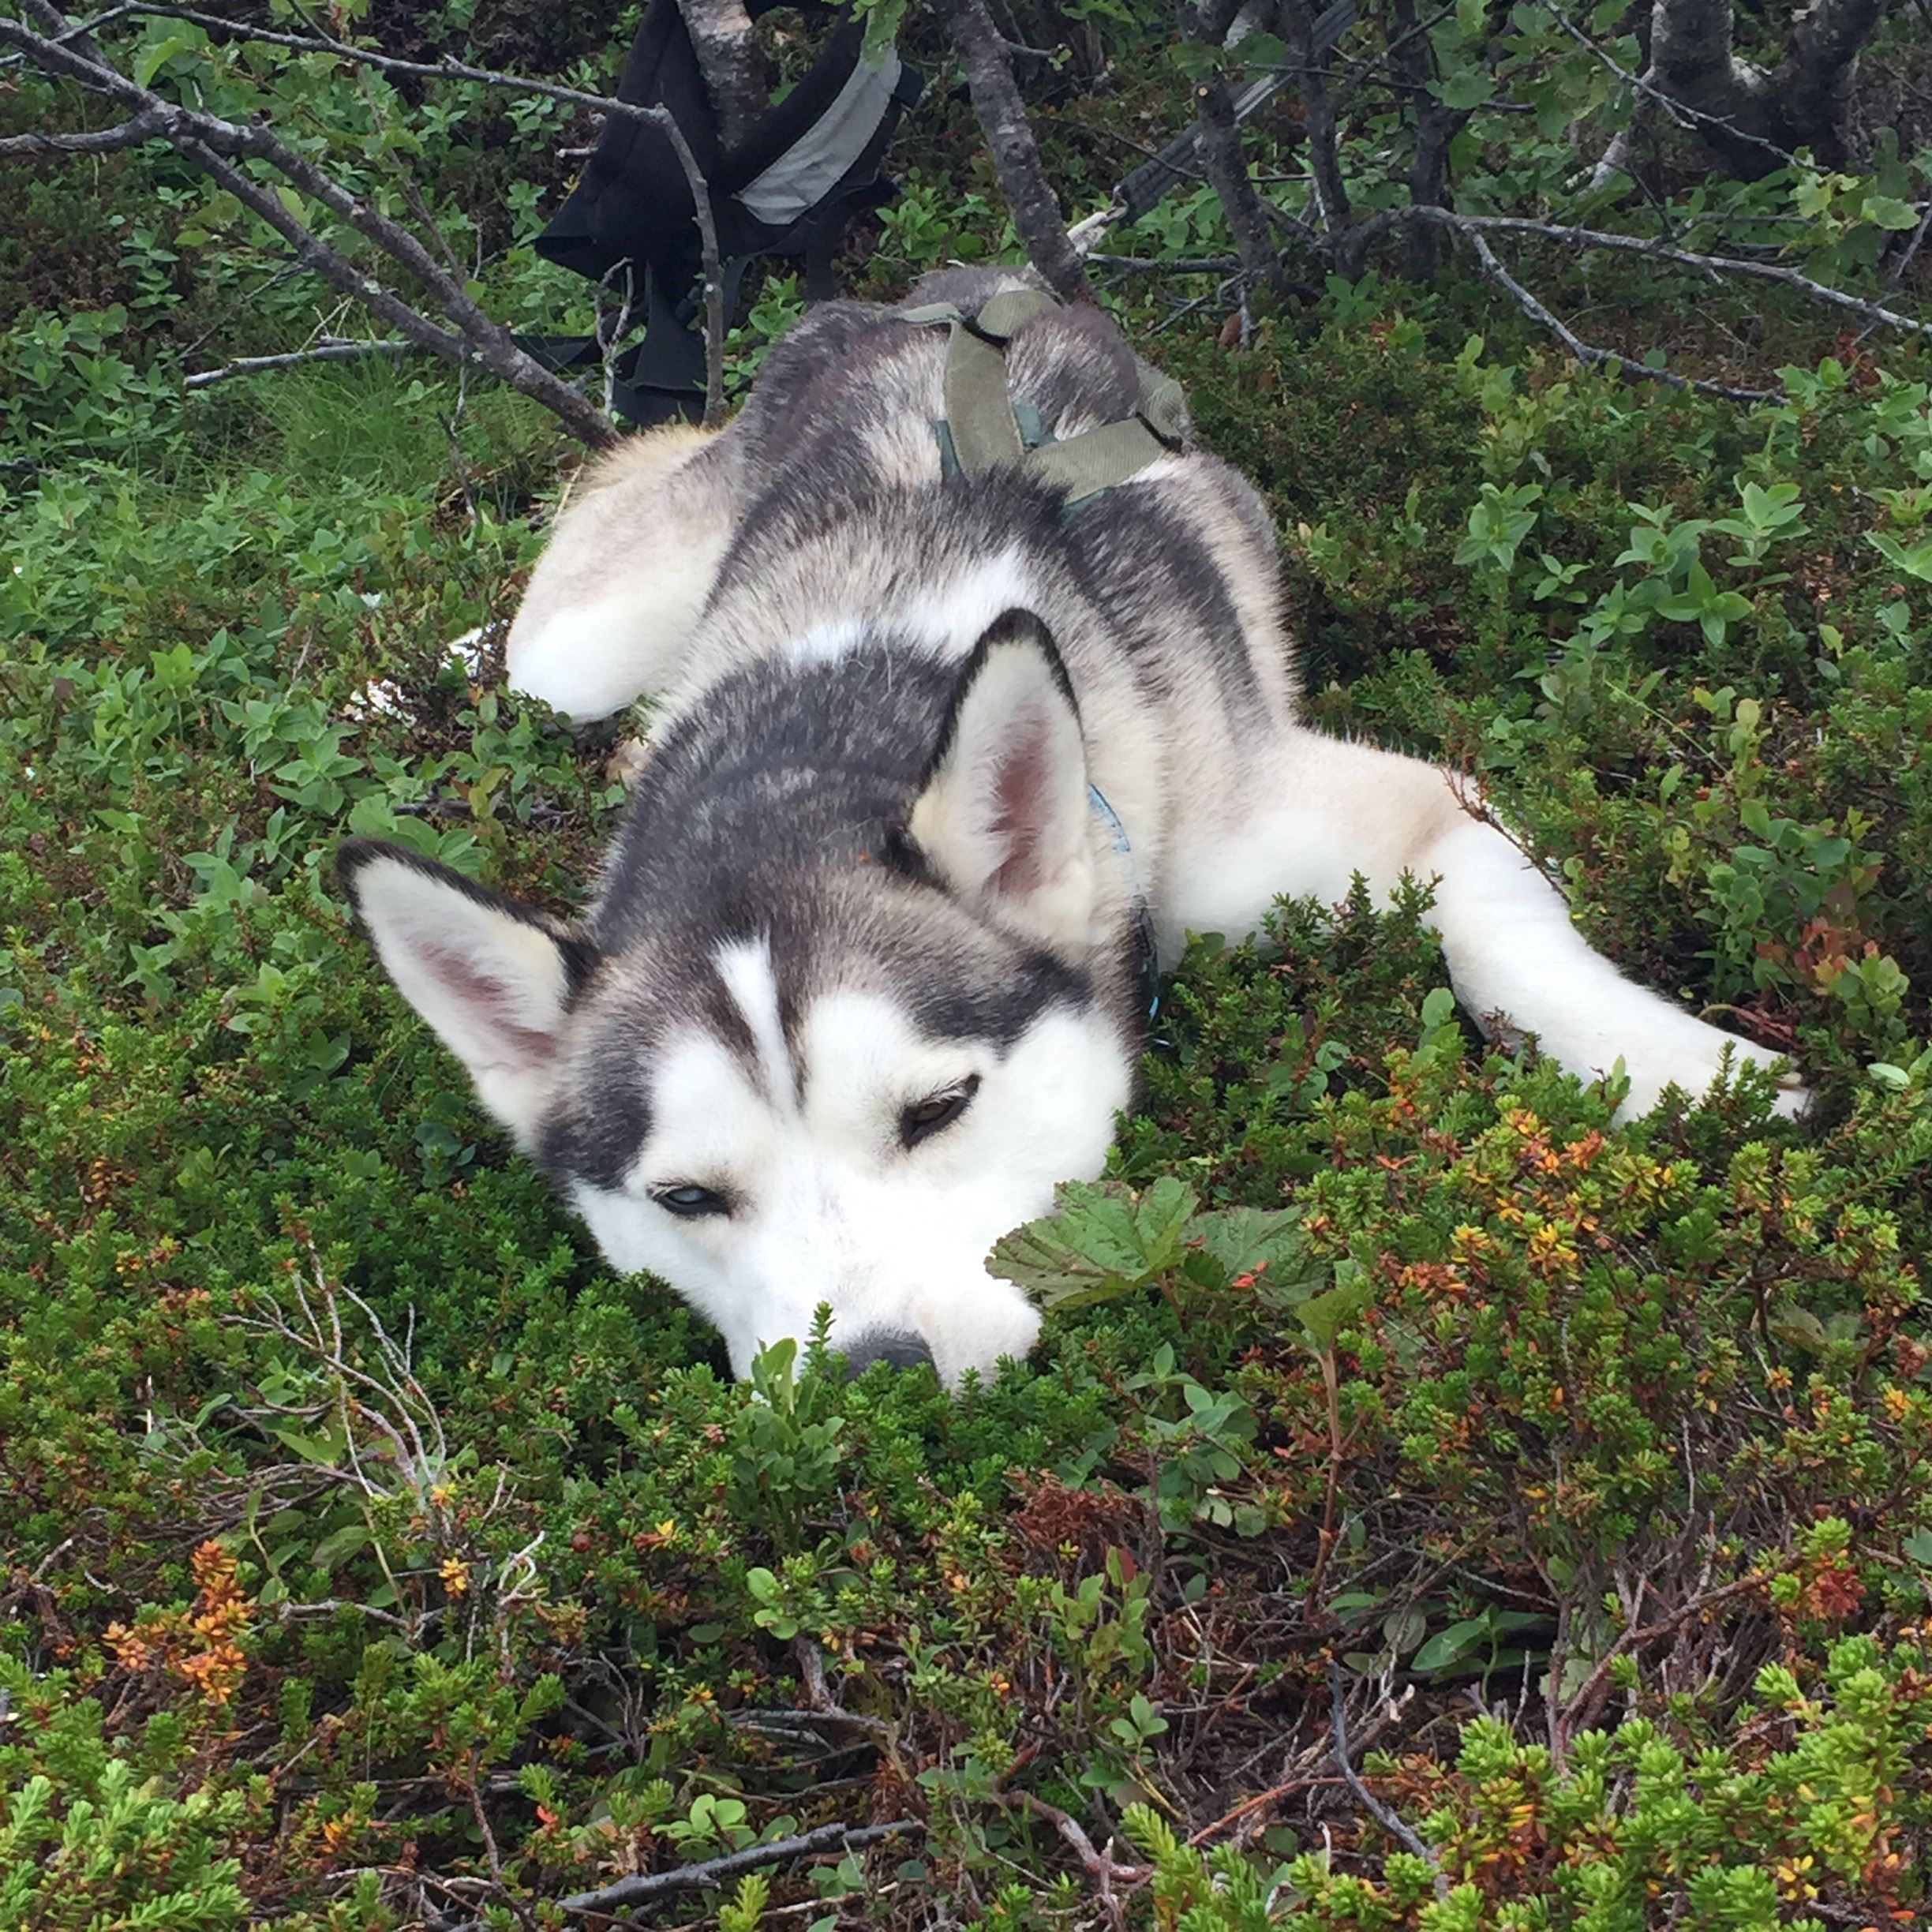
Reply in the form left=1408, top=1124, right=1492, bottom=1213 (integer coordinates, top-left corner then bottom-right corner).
left=340, top=612, right=1136, bottom=1386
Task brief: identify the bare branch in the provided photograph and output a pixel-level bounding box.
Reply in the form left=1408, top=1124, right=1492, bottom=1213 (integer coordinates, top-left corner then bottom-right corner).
left=0, top=102, right=168, bottom=154
left=1459, top=226, right=1777, bottom=400
left=1330, top=1661, right=1449, bottom=1896
left=945, top=0, right=1091, bottom=303
left=998, top=1791, right=1152, bottom=1896
left=1063, top=1, right=1357, bottom=257
left=557, top=1820, right=923, bottom=1915
left=1089, top=252, right=1242, bottom=272
left=21, top=0, right=100, bottom=61
left=1387, top=206, right=1932, bottom=341
left=183, top=338, right=416, bottom=388
left=1278, top=0, right=1355, bottom=263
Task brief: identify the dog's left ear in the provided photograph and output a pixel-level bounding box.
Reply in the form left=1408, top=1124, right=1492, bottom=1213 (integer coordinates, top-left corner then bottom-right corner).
left=908, top=609, right=1096, bottom=953
left=337, top=838, right=596, bottom=1144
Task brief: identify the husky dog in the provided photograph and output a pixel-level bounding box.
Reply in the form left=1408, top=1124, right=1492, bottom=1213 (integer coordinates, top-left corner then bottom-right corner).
left=340, top=268, right=1802, bottom=1387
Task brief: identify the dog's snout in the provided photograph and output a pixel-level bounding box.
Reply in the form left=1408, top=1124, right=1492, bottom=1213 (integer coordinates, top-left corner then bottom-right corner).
left=841, top=1329, right=934, bottom=1377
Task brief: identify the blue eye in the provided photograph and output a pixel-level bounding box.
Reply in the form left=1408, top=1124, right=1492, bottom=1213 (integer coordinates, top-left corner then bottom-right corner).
left=653, top=1184, right=730, bottom=1218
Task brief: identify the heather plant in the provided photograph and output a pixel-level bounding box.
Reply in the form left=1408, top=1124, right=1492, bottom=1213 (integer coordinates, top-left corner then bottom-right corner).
left=5, top=6, right=1932, bottom=1927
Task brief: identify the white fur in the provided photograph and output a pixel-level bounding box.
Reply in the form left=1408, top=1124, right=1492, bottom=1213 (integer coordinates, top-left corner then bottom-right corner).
left=575, top=990, right=1128, bottom=1384
left=784, top=618, right=868, bottom=666
left=505, top=423, right=732, bottom=721
left=894, top=546, right=1035, bottom=654
left=1166, top=728, right=1805, bottom=1121
left=507, top=575, right=721, bottom=722
left=713, top=936, right=797, bottom=1105
left=346, top=854, right=570, bottom=1141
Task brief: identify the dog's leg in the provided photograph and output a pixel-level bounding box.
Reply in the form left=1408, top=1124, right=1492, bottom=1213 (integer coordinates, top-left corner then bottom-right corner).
left=506, top=423, right=739, bottom=722
left=1165, top=728, right=1805, bottom=1121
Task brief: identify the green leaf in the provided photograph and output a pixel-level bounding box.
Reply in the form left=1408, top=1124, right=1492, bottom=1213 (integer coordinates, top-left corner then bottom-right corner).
left=309, top=1520, right=370, bottom=1572
left=133, top=29, right=200, bottom=88
left=1863, top=193, right=1921, bottom=232
left=988, top=1178, right=1197, bottom=1312
left=266, top=1422, right=343, bottom=1466
left=1434, top=69, right=1495, bottom=111
left=1190, top=1206, right=1315, bottom=1300
left=1297, top=1260, right=1374, bottom=1350
left=1413, top=1618, right=1488, bottom=1672
left=1866, top=530, right=1932, bottom=581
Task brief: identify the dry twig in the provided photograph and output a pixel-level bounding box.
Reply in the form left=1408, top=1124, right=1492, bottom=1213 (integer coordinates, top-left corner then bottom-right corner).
left=557, top=1819, right=923, bottom=1916
left=1328, top=1661, right=1449, bottom=1897
left=183, top=339, right=416, bottom=388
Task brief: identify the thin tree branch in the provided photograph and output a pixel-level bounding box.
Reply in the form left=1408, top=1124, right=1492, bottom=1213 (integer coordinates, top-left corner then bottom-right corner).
left=1089, top=252, right=1242, bottom=272
left=1460, top=226, right=1777, bottom=399
left=1278, top=0, right=1355, bottom=263
left=1885, top=193, right=1932, bottom=293
left=0, top=101, right=169, bottom=153
left=1556, top=1574, right=1763, bottom=1745
left=998, top=1792, right=1152, bottom=1893
left=1386, top=205, right=1932, bottom=340
left=184, top=338, right=417, bottom=388
left=945, top=0, right=1091, bottom=302
left=21, top=0, right=99, bottom=61
left=557, top=1820, right=923, bottom=1915
left=1193, top=76, right=1294, bottom=302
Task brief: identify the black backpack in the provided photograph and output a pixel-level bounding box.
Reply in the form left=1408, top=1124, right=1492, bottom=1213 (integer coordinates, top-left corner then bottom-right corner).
left=526, top=0, right=922, bottom=425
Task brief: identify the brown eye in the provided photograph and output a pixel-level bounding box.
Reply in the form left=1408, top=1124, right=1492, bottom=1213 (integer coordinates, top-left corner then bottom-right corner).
left=900, top=1076, right=980, bottom=1149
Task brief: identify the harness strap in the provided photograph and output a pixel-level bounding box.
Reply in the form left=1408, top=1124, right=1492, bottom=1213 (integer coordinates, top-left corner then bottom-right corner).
left=1088, top=782, right=1162, bottom=1024
left=897, top=290, right=1185, bottom=504
left=944, top=319, right=1026, bottom=471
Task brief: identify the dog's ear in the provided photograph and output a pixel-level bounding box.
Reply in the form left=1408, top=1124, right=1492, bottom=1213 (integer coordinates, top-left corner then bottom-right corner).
left=337, top=839, right=595, bottom=1142
left=908, top=609, right=1096, bottom=953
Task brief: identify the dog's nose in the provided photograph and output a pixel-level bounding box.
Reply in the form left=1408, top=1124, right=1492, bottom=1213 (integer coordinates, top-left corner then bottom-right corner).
left=841, top=1329, right=934, bottom=1376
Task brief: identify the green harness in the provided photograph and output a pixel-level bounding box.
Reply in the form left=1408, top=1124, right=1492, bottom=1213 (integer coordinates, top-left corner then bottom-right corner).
left=897, top=287, right=1189, bottom=507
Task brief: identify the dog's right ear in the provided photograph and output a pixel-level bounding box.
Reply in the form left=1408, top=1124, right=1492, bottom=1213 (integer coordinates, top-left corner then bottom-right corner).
left=336, top=839, right=595, bottom=1144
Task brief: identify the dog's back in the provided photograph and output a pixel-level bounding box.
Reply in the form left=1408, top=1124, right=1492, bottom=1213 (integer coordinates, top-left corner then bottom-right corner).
left=507, top=269, right=1298, bottom=760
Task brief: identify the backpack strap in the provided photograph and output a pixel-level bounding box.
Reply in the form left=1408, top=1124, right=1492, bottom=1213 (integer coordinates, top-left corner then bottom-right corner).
left=899, top=291, right=1188, bottom=503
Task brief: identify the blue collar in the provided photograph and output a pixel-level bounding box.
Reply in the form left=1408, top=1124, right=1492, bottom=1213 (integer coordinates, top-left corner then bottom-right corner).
left=1088, top=783, right=1161, bottom=1025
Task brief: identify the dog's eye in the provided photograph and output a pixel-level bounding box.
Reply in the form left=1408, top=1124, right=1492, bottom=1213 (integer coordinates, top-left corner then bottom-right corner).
left=900, top=1075, right=980, bottom=1149
left=652, top=1184, right=730, bottom=1219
